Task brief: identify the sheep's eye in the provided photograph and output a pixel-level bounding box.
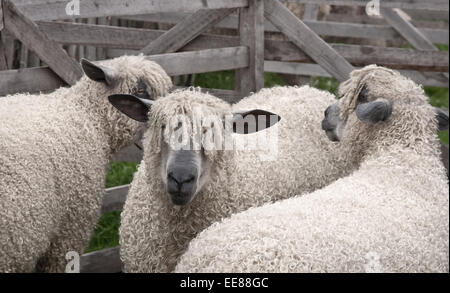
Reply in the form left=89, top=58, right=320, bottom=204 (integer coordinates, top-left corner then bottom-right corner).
left=358, top=86, right=369, bottom=103
left=133, top=80, right=152, bottom=100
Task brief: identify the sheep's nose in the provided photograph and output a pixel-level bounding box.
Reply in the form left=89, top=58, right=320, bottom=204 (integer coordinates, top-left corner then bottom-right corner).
left=168, top=171, right=195, bottom=186
left=167, top=167, right=197, bottom=191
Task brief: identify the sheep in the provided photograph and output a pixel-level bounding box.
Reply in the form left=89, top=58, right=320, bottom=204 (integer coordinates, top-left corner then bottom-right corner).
left=174, top=65, right=449, bottom=273
left=109, top=85, right=352, bottom=273
left=0, top=55, right=172, bottom=273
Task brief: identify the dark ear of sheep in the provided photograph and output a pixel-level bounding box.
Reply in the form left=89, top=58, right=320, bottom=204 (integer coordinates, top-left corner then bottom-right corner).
left=81, top=59, right=119, bottom=87
left=435, top=108, right=449, bottom=131
left=108, top=94, right=153, bottom=122
left=231, top=109, right=281, bottom=134
left=355, top=99, right=393, bottom=124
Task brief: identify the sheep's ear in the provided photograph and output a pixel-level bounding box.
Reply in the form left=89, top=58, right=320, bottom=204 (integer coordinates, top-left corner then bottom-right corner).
left=108, top=94, right=152, bottom=122
left=230, top=109, right=281, bottom=134
left=356, top=98, right=392, bottom=124
left=81, top=58, right=118, bottom=87
left=435, top=107, right=449, bottom=131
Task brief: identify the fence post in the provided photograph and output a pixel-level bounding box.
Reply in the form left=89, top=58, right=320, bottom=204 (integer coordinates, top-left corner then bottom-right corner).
left=235, top=0, right=264, bottom=98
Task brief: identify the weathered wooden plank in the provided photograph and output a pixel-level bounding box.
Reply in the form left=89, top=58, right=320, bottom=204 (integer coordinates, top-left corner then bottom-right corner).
left=0, top=30, right=14, bottom=69
left=235, top=0, right=265, bottom=97
left=0, top=41, right=7, bottom=70
left=264, top=0, right=354, bottom=82
left=284, top=0, right=449, bottom=11
left=326, top=12, right=449, bottom=28
left=16, top=0, right=447, bottom=11
left=124, top=12, right=448, bottom=38
left=404, top=9, right=449, bottom=21
left=17, top=0, right=249, bottom=21
left=106, top=39, right=449, bottom=73
left=18, top=43, right=28, bottom=68
left=147, top=46, right=249, bottom=76
left=303, top=4, right=318, bottom=21
left=2, top=0, right=82, bottom=85
left=382, top=8, right=448, bottom=80
left=0, top=47, right=249, bottom=96
left=141, top=8, right=236, bottom=55
left=381, top=8, right=437, bottom=51
left=0, top=67, right=65, bottom=97
left=36, top=21, right=164, bottom=49
left=85, top=18, right=97, bottom=60
left=265, top=40, right=449, bottom=72
left=264, top=61, right=450, bottom=88
left=80, top=246, right=121, bottom=273
left=95, top=17, right=107, bottom=60
left=27, top=51, right=40, bottom=67
left=101, top=185, right=129, bottom=214
left=0, top=0, right=4, bottom=31
left=36, top=17, right=448, bottom=49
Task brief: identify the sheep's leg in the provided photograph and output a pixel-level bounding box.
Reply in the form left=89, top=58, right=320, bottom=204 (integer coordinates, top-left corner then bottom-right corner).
left=35, top=204, right=102, bottom=273
left=35, top=182, right=104, bottom=273
left=0, top=217, right=53, bottom=273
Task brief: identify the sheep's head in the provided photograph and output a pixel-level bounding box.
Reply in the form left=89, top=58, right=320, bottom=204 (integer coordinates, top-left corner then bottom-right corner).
left=322, top=65, right=448, bottom=153
left=80, top=56, right=172, bottom=151
left=108, top=89, right=281, bottom=206
left=81, top=56, right=172, bottom=101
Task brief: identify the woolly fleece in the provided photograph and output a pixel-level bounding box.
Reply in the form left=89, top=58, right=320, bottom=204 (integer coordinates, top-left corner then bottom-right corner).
left=120, top=86, right=350, bottom=272
left=0, top=55, right=172, bottom=272
left=175, top=65, right=449, bottom=273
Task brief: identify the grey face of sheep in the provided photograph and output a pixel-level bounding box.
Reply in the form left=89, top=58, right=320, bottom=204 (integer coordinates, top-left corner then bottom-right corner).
left=108, top=94, right=281, bottom=206
left=81, top=59, right=154, bottom=101
left=159, top=139, right=212, bottom=206
left=322, top=86, right=449, bottom=142
left=322, top=86, right=393, bottom=141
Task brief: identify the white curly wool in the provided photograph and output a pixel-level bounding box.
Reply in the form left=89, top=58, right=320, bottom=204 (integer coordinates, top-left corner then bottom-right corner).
left=120, top=86, right=351, bottom=272
left=175, top=66, right=449, bottom=273
left=0, top=55, right=172, bottom=273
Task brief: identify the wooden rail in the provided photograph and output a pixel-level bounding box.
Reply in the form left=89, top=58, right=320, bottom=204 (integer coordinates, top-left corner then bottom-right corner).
left=265, top=61, right=450, bottom=88
left=81, top=246, right=121, bottom=273
left=0, top=47, right=249, bottom=96
left=284, top=0, right=449, bottom=11
left=122, top=13, right=448, bottom=44
left=16, top=0, right=249, bottom=21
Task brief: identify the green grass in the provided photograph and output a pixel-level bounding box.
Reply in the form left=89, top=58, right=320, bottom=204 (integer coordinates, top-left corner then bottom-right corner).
left=87, top=70, right=449, bottom=252
left=105, top=161, right=138, bottom=188
left=85, top=161, right=137, bottom=253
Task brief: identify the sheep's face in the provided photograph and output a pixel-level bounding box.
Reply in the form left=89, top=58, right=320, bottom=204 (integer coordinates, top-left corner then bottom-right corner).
left=322, top=66, right=449, bottom=150
left=322, top=86, right=392, bottom=142
left=108, top=90, right=281, bottom=206
left=160, top=137, right=213, bottom=206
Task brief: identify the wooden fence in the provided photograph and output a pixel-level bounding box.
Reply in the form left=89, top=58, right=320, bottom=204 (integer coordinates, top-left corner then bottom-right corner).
left=0, top=0, right=448, bottom=273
